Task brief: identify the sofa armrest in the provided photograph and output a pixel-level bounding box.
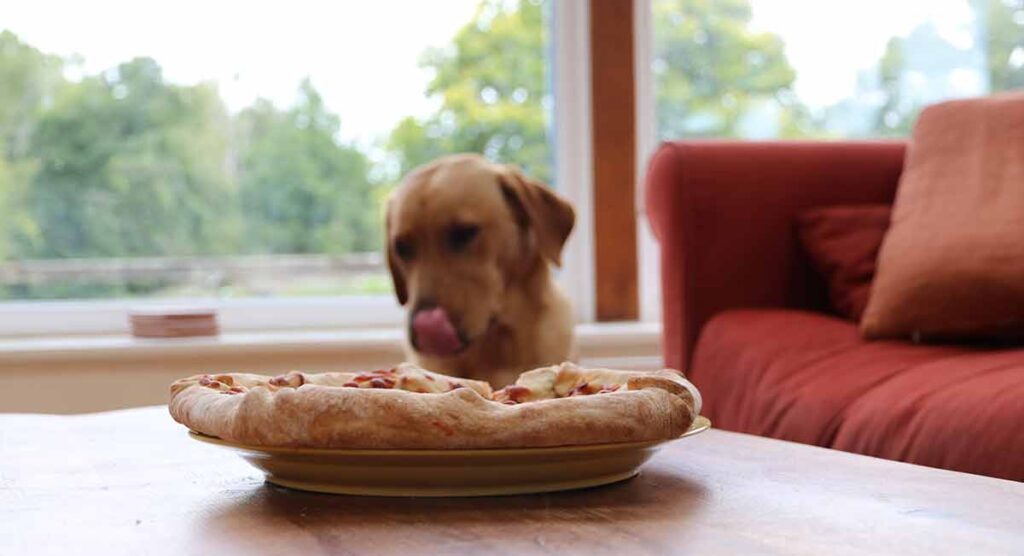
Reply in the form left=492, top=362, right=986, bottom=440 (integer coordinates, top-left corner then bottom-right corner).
left=645, top=141, right=906, bottom=371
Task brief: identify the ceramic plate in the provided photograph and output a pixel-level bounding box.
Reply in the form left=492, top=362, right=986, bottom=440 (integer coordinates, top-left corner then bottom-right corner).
left=189, top=415, right=711, bottom=497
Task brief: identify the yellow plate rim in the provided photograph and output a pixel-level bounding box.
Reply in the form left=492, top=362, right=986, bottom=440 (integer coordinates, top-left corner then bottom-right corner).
left=264, top=470, right=644, bottom=497
left=188, top=415, right=711, bottom=457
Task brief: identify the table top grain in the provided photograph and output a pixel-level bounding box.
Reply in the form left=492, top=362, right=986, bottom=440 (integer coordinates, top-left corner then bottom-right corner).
left=2, top=406, right=1021, bottom=555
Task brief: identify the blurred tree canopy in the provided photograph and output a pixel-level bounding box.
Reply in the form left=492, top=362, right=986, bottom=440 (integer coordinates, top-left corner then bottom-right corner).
left=873, top=37, right=916, bottom=136
left=0, top=30, right=62, bottom=260
left=870, top=0, right=1024, bottom=136
left=386, top=0, right=812, bottom=181
left=980, top=0, right=1024, bottom=91
left=0, top=32, right=378, bottom=268
left=652, top=0, right=805, bottom=138
left=387, top=0, right=552, bottom=183
left=235, top=79, right=377, bottom=255
left=27, top=58, right=238, bottom=257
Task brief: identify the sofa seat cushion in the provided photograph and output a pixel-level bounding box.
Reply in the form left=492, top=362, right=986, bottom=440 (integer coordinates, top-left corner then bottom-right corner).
left=690, top=309, right=1024, bottom=480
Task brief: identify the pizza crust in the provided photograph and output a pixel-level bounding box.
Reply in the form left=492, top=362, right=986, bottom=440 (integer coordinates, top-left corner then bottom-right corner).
left=169, top=363, right=701, bottom=449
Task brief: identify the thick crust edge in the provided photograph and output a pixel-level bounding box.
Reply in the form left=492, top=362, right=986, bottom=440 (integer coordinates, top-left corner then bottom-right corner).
left=169, top=363, right=700, bottom=449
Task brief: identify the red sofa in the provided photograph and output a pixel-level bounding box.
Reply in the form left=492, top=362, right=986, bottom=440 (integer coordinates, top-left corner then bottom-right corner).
left=645, top=141, right=1024, bottom=482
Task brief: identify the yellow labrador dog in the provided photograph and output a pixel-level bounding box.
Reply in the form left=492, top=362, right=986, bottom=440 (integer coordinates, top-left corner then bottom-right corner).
left=385, top=154, right=575, bottom=386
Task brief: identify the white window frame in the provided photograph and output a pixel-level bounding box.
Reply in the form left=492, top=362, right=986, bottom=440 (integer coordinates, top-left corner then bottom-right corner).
left=553, top=0, right=596, bottom=324
left=0, top=2, right=603, bottom=338
left=0, top=296, right=406, bottom=337
left=634, top=0, right=662, bottom=323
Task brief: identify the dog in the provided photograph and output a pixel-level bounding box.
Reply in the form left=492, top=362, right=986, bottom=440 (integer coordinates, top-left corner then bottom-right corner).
left=385, top=154, right=576, bottom=386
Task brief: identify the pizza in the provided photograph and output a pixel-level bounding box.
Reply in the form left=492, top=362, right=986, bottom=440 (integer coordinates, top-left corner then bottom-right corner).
left=169, top=362, right=702, bottom=449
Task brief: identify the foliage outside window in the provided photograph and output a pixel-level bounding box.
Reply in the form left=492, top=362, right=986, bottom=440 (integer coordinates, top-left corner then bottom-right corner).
left=4, top=0, right=1020, bottom=305
left=0, top=0, right=551, bottom=301
left=653, top=0, right=1024, bottom=139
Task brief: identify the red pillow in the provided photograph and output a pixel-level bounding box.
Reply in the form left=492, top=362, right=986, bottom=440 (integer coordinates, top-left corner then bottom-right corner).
left=797, top=205, right=891, bottom=322
left=861, top=94, right=1024, bottom=340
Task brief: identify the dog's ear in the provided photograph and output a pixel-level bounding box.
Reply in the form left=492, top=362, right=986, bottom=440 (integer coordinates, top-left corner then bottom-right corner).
left=498, top=166, right=575, bottom=266
left=384, top=196, right=408, bottom=305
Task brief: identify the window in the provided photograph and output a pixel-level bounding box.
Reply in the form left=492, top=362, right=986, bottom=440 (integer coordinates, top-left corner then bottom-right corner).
left=0, top=1, right=554, bottom=318
left=651, top=0, right=1024, bottom=140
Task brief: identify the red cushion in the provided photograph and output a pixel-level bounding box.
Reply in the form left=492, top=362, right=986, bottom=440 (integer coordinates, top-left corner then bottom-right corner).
left=690, top=309, right=1024, bottom=481
left=862, top=93, right=1024, bottom=340
left=796, top=204, right=890, bottom=321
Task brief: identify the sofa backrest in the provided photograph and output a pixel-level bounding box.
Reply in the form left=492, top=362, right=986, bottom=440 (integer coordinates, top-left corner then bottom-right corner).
left=645, top=140, right=906, bottom=370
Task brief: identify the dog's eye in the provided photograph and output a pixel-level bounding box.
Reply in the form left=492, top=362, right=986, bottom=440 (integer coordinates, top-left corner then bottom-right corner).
left=447, top=224, right=480, bottom=252
left=394, top=238, right=414, bottom=261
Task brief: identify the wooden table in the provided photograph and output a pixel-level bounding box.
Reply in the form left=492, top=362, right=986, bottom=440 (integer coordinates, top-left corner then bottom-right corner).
left=2, top=407, right=1022, bottom=555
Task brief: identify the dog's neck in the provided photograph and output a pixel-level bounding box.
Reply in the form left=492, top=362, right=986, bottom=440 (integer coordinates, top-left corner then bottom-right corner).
left=504, top=255, right=556, bottom=310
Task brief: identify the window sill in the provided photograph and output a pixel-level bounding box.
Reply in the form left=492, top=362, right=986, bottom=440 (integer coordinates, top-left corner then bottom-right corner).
left=0, top=321, right=662, bottom=368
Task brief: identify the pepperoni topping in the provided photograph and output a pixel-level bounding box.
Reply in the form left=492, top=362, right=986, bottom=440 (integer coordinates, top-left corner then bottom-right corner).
left=357, top=368, right=397, bottom=379
left=568, top=382, right=602, bottom=397
left=566, top=382, right=620, bottom=396
left=568, top=382, right=589, bottom=396
left=493, top=385, right=531, bottom=403
left=343, top=374, right=395, bottom=388
left=354, top=372, right=382, bottom=383
left=506, top=385, right=531, bottom=401
left=370, top=377, right=396, bottom=389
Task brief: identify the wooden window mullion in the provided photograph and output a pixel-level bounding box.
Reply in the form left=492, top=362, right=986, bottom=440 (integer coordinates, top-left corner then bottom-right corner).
left=590, top=0, right=639, bottom=321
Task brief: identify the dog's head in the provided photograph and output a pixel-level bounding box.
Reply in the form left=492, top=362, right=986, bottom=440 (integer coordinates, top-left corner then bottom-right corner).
left=385, top=154, right=575, bottom=359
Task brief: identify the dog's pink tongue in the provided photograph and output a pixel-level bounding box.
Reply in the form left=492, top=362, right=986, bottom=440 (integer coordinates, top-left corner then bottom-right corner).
left=412, top=307, right=463, bottom=357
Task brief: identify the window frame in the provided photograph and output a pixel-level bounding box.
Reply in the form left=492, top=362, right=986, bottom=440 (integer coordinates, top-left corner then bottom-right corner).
left=634, top=0, right=662, bottom=324
left=0, top=1, right=611, bottom=337
left=0, top=296, right=406, bottom=337
left=553, top=0, right=597, bottom=324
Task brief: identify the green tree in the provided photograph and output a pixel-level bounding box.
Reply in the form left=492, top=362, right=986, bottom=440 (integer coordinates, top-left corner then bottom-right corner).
left=870, top=1, right=1023, bottom=136
left=26, top=57, right=238, bottom=258
left=0, top=153, right=39, bottom=261
left=0, top=31, right=63, bottom=160
left=977, top=0, right=1024, bottom=91
left=653, top=0, right=805, bottom=138
left=0, top=31, right=63, bottom=260
left=873, top=37, right=916, bottom=136
left=235, top=79, right=379, bottom=254
left=387, top=0, right=552, bottom=182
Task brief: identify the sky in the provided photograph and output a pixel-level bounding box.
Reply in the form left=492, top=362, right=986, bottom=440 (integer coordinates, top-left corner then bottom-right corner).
left=3, top=0, right=979, bottom=145
left=749, top=0, right=978, bottom=107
